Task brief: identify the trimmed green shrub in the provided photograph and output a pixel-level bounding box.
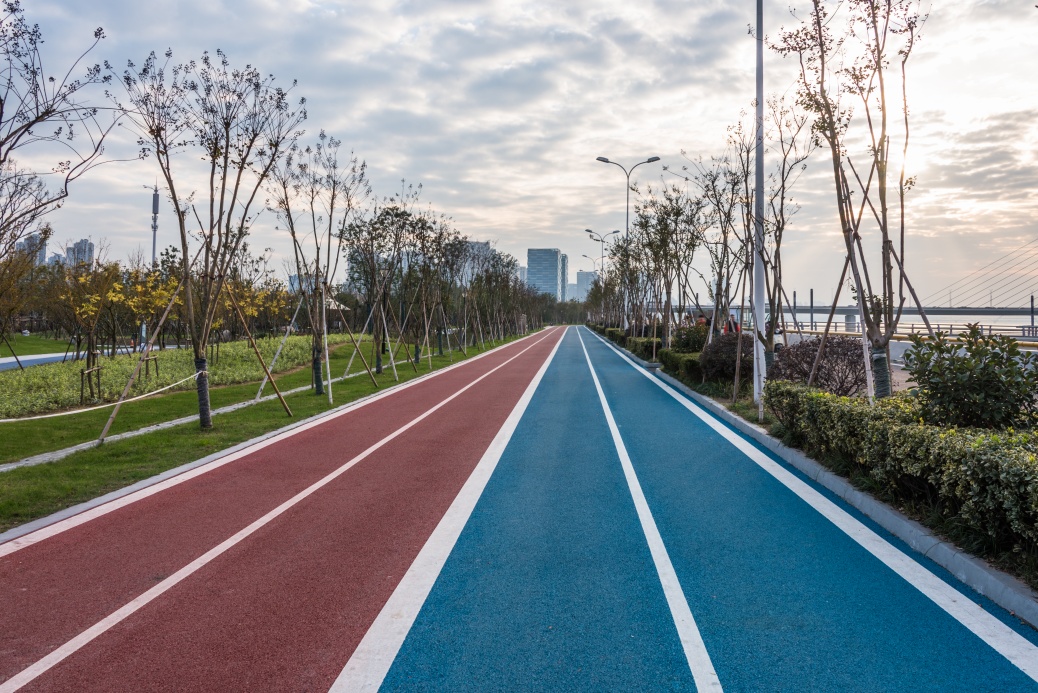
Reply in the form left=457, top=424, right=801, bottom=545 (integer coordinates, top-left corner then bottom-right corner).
left=605, top=328, right=626, bottom=347
left=658, top=349, right=702, bottom=385
left=699, top=332, right=753, bottom=383
left=671, top=325, right=708, bottom=353
left=764, top=380, right=1038, bottom=550
left=903, top=324, right=1038, bottom=429
left=769, top=335, right=867, bottom=397
left=627, top=337, right=662, bottom=361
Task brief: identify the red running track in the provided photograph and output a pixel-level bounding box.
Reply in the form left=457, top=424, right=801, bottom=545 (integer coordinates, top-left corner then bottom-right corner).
left=0, top=327, right=565, bottom=692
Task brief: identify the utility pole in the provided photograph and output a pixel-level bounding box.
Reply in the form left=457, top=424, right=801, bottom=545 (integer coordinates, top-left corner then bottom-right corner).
left=148, top=183, right=159, bottom=267
left=752, top=0, right=767, bottom=409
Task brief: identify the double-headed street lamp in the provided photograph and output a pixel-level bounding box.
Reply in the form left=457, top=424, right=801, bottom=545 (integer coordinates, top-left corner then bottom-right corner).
left=585, top=229, right=618, bottom=324
left=595, top=156, right=660, bottom=329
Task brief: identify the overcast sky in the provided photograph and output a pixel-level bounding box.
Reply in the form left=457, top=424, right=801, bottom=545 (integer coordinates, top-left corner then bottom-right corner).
left=29, top=0, right=1038, bottom=306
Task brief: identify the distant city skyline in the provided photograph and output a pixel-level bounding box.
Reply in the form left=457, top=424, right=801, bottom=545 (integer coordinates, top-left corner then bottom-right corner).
left=26, top=0, right=1038, bottom=304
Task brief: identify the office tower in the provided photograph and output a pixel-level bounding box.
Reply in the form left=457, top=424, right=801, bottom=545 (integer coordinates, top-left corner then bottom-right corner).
left=575, top=270, right=597, bottom=302
left=560, top=254, right=568, bottom=301
left=66, top=238, right=95, bottom=266
left=526, top=248, right=562, bottom=299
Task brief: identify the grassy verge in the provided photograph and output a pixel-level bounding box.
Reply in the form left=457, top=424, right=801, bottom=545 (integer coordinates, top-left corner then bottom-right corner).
left=1, top=334, right=72, bottom=357
left=0, top=335, right=526, bottom=534
left=0, top=339, right=377, bottom=464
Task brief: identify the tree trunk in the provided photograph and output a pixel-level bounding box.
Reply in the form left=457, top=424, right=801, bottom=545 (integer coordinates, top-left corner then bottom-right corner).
left=871, top=346, right=892, bottom=398
left=195, top=357, right=212, bottom=429
left=313, top=345, right=324, bottom=396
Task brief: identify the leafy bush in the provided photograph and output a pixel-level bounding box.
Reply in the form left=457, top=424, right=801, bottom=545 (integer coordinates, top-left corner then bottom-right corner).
left=658, top=349, right=702, bottom=384
left=699, top=333, right=753, bottom=383
left=0, top=334, right=352, bottom=418
left=605, top=328, right=626, bottom=347
left=769, top=336, right=867, bottom=397
left=671, top=325, right=708, bottom=353
left=764, top=380, right=1038, bottom=550
left=627, top=337, right=662, bottom=361
left=903, top=324, right=1038, bottom=429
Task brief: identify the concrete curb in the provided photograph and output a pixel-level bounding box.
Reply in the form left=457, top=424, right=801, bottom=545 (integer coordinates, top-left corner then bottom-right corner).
left=610, top=336, right=1038, bottom=629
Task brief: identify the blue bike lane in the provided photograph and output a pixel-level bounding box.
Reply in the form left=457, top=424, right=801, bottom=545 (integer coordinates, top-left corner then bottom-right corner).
left=579, top=326, right=1038, bottom=691
left=374, top=327, right=698, bottom=691
left=335, top=325, right=1038, bottom=691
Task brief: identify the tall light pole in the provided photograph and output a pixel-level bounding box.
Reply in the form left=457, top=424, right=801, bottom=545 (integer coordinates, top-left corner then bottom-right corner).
left=586, top=229, right=618, bottom=324
left=596, top=155, right=660, bottom=331
left=752, top=0, right=767, bottom=412
left=582, top=254, right=604, bottom=322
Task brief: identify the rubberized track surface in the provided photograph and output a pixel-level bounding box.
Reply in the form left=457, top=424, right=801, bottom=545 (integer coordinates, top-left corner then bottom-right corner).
left=3, top=326, right=1038, bottom=691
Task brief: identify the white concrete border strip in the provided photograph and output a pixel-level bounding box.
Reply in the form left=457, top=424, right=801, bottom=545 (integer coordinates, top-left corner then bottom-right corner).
left=576, top=330, right=722, bottom=691
left=586, top=327, right=1038, bottom=682
left=0, top=329, right=552, bottom=556
left=329, top=327, right=567, bottom=692
left=0, top=329, right=563, bottom=693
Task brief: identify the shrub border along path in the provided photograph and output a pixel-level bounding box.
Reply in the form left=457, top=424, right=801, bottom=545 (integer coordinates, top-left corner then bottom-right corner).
left=611, top=339, right=1038, bottom=630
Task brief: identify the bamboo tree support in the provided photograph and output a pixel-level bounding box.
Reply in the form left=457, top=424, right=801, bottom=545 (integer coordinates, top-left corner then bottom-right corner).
left=859, top=298, right=876, bottom=404
left=731, top=262, right=750, bottom=405
left=808, top=256, right=851, bottom=388
left=342, top=300, right=378, bottom=379
left=387, top=298, right=419, bottom=373
left=890, top=247, right=935, bottom=339
left=256, top=294, right=305, bottom=400
left=382, top=307, right=399, bottom=381
left=322, top=281, right=333, bottom=405
left=421, top=299, right=433, bottom=369
left=0, top=333, right=24, bottom=370
left=335, top=304, right=378, bottom=388
left=227, top=287, right=293, bottom=417
left=98, top=273, right=186, bottom=443
left=438, top=303, right=455, bottom=361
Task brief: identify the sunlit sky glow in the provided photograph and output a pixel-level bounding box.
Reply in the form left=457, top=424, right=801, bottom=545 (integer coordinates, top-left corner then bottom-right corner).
left=28, top=0, right=1038, bottom=306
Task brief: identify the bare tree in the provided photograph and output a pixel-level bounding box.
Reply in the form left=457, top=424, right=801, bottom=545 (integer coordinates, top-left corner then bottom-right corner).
left=112, top=49, right=305, bottom=427
left=774, top=0, right=928, bottom=398
left=268, top=131, right=369, bottom=396
left=0, top=2, right=117, bottom=337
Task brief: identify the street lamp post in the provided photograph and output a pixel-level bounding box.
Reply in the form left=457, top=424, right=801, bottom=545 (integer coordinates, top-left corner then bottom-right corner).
left=595, top=155, right=661, bottom=332
left=585, top=228, right=618, bottom=324
left=582, top=254, right=603, bottom=323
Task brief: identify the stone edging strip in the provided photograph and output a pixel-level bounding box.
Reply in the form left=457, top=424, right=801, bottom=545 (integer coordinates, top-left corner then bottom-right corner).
left=618, top=342, right=1038, bottom=630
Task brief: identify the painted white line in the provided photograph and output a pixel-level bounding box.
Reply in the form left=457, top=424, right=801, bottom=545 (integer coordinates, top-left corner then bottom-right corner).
left=0, top=329, right=555, bottom=559
left=575, top=330, right=723, bottom=691
left=585, top=327, right=1038, bottom=683
left=329, top=327, right=568, bottom=692
left=0, top=329, right=564, bottom=693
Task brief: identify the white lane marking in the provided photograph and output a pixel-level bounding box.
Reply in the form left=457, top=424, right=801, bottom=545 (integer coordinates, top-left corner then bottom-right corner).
left=586, top=327, right=1038, bottom=683
left=329, top=327, right=568, bottom=693
left=575, top=330, right=723, bottom=691
left=0, top=329, right=564, bottom=693
left=0, top=329, right=556, bottom=559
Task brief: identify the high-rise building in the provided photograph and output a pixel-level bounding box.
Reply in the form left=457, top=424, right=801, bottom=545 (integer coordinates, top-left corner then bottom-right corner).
left=526, top=248, right=562, bottom=299
left=46, top=252, right=64, bottom=267
left=518, top=266, right=527, bottom=283
left=66, top=238, right=95, bottom=266
left=560, top=254, right=568, bottom=301
left=14, top=233, right=46, bottom=266
left=576, top=270, right=597, bottom=301
left=567, top=283, right=578, bottom=301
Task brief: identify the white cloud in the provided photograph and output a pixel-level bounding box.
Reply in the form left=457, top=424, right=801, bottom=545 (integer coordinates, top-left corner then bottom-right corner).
left=24, top=0, right=1038, bottom=301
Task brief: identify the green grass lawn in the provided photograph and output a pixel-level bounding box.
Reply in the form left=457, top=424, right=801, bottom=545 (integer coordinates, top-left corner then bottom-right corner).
left=1, top=334, right=74, bottom=357
left=0, top=335, right=523, bottom=534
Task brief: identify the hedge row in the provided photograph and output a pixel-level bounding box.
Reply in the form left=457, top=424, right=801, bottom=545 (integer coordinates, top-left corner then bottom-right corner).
left=764, top=380, right=1038, bottom=550
left=658, top=349, right=703, bottom=384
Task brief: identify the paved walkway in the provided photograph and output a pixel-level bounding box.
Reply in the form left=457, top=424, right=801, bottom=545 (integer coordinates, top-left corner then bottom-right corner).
left=2, top=326, right=1036, bottom=691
